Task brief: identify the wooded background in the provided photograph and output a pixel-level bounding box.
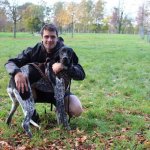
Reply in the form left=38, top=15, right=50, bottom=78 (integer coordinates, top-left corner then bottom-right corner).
left=0, top=0, right=149, bottom=38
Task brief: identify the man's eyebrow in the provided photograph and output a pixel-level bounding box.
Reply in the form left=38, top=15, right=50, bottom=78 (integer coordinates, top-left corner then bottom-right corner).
left=44, top=35, right=57, bottom=38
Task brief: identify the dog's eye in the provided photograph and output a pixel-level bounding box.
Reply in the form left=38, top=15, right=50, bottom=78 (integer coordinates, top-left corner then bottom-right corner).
left=61, top=49, right=66, bottom=53
left=60, top=51, right=64, bottom=55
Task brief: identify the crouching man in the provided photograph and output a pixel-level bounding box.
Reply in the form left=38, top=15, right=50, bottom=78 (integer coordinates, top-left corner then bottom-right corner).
left=5, top=23, right=86, bottom=124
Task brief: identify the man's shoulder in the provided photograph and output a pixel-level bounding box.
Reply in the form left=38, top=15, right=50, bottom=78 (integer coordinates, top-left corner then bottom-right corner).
left=26, top=42, right=43, bottom=53
left=32, top=42, right=43, bottom=50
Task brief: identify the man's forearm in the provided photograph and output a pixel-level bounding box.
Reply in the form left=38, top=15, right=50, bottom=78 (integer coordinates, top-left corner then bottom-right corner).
left=67, top=64, right=85, bottom=80
left=5, top=62, right=21, bottom=76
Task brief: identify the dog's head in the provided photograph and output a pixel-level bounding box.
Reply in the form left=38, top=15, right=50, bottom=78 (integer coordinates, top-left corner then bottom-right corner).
left=59, top=46, right=73, bottom=67
left=46, top=46, right=73, bottom=86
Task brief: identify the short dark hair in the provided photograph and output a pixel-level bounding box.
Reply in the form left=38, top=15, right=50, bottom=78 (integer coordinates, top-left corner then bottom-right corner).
left=40, top=23, right=58, bottom=37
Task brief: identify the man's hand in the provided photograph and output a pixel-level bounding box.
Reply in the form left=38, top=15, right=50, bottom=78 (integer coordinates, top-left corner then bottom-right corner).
left=14, top=72, right=28, bottom=93
left=52, top=62, right=64, bottom=74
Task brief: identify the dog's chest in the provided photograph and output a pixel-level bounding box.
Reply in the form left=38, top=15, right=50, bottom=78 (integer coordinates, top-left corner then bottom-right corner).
left=32, top=78, right=53, bottom=92
left=57, top=71, right=71, bottom=90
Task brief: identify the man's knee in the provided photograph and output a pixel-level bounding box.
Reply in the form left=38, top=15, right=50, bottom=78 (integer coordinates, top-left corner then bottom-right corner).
left=65, top=95, right=83, bottom=117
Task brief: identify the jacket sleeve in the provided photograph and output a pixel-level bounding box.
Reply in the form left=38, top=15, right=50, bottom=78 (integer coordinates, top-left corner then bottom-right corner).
left=5, top=47, right=33, bottom=76
left=67, top=51, right=85, bottom=80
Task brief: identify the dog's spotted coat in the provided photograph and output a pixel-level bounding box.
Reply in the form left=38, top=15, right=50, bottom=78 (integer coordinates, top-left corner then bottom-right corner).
left=6, top=46, right=73, bottom=138
left=54, top=77, right=70, bottom=130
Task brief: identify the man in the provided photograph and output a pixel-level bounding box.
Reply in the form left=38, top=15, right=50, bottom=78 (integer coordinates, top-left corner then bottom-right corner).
left=5, top=23, right=85, bottom=122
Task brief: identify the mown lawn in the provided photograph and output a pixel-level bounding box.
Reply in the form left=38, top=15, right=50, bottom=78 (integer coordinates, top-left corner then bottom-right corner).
left=0, top=32, right=150, bottom=149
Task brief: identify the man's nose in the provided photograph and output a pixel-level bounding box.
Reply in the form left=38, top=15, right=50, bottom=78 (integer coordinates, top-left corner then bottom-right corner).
left=47, top=37, right=52, bottom=41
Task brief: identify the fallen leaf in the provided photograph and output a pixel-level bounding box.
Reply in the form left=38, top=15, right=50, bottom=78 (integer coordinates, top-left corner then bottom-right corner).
left=121, top=127, right=131, bottom=132
left=144, top=141, right=150, bottom=148
left=0, top=141, right=13, bottom=150
left=77, top=135, right=87, bottom=143
left=17, top=145, right=27, bottom=150
left=76, top=128, right=85, bottom=134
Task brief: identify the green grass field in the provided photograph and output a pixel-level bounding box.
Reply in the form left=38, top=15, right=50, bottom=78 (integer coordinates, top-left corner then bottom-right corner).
left=0, top=32, right=150, bottom=149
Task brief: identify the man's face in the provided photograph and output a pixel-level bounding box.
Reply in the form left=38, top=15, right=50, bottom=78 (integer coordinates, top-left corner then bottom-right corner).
left=42, top=29, right=58, bottom=53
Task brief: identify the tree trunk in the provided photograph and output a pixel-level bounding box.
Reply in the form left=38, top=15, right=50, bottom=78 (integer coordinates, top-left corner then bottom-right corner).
left=13, top=20, right=16, bottom=38
left=139, top=26, right=145, bottom=39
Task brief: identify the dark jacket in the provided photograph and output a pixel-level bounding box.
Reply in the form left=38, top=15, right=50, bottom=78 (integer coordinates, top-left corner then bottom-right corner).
left=5, top=41, right=85, bottom=81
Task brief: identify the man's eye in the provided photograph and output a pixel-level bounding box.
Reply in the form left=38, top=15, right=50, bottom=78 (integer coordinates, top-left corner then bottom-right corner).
left=44, top=35, right=56, bottom=39
left=44, top=35, right=49, bottom=39
left=50, top=35, right=56, bottom=39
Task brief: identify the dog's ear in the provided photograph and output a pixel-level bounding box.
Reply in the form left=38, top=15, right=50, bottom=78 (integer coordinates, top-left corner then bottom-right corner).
left=72, top=51, right=78, bottom=64
left=67, top=47, right=73, bottom=59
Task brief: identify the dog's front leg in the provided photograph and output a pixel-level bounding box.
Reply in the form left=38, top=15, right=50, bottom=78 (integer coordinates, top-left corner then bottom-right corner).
left=22, top=99, right=35, bottom=138
left=13, top=89, right=35, bottom=138
left=55, top=77, right=71, bottom=130
left=6, top=87, right=19, bottom=125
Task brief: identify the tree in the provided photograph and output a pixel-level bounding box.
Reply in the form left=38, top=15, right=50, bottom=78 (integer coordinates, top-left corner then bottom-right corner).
left=89, top=0, right=105, bottom=33
left=121, top=16, right=134, bottom=34
left=93, top=0, right=105, bottom=26
left=0, top=7, right=7, bottom=31
left=110, top=0, right=126, bottom=33
left=53, top=2, right=75, bottom=33
left=28, top=17, right=41, bottom=33
left=37, top=0, right=52, bottom=23
left=21, top=3, right=44, bottom=33
left=136, top=1, right=150, bottom=40
left=110, top=7, right=119, bottom=33
left=65, top=2, right=78, bottom=36
left=101, top=17, right=110, bottom=33
left=53, top=2, right=64, bottom=33
left=0, top=0, right=22, bottom=38
left=76, top=0, right=94, bottom=32
left=136, top=4, right=146, bottom=39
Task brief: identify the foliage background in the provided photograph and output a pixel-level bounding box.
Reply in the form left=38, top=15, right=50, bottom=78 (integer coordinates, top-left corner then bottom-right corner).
left=0, top=0, right=150, bottom=37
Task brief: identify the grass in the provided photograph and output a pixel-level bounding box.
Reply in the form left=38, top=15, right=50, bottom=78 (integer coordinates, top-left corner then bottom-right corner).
left=0, top=32, right=150, bottom=149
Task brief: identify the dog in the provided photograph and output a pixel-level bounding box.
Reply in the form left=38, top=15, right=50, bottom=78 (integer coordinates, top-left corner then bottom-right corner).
left=6, top=46, right=73, bottom=138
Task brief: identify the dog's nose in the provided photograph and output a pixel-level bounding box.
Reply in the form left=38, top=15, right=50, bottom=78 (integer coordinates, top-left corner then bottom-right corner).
left=62, top=57, right=69, bottom=66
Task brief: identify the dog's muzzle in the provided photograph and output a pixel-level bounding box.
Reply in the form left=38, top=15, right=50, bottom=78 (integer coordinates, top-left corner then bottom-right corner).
left=62, top=57, right=70, bottom=66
